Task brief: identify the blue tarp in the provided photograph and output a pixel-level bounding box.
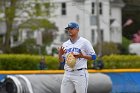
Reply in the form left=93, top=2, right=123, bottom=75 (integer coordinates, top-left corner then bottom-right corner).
left=0, top=75, right=6, bottom=81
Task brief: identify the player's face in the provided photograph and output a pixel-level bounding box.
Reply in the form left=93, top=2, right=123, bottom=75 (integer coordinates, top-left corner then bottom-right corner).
left=67, top=28, right=79, bottom=37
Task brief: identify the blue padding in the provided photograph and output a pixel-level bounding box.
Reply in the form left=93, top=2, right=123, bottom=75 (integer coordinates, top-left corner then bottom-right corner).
left=107, top=72, right=140, bottom=93
left=91, top=55, right=96, bottom=60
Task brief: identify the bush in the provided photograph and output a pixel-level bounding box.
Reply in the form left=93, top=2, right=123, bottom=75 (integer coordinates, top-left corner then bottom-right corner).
left=94, top=42, right=120, bottom=56
left=0, top=54, right=59, bottom=70
left=102, top=55, right=140, bottom=69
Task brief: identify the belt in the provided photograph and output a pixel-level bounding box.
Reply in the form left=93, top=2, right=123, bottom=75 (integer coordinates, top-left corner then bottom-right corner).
left=66, top=68, right=87, bottom=72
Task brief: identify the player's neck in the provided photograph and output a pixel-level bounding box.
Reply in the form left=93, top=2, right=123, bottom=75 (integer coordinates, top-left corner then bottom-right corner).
left=70, top=35, right=80, bottom=44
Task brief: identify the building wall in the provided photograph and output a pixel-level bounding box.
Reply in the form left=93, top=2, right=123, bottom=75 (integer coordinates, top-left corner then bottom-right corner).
left=110, top=6, right=123, bottom=43
left=50, top=0, right=112, bottom=46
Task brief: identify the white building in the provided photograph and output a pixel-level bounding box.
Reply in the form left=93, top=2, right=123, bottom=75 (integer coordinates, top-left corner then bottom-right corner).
left=47, top=0, right=124, bottom=52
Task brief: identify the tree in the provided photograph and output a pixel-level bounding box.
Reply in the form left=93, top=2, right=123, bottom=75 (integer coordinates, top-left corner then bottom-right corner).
left=0, top=0, right=57, bottom=53
left=0, top=0, right=17, bottom=53
left=122, top=0, right=140, bottom=39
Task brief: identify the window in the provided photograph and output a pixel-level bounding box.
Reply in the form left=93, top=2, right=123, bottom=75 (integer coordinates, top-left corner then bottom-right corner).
left=97, top=29, right=104, bottom=43
left=99, top=2, right=102, bottom=15
left=91, top=29, right=95, bottom=43
left=100, top=29, right=104, bottom=42
left=76, top=14, right=80, bottom=22
left=61, top=2, right=66, bottom=15
left=90, top=15, right=97, bottom=26
left=91, top=2, right=95, bottom=14
left=27, top=31, right=33, bottom=38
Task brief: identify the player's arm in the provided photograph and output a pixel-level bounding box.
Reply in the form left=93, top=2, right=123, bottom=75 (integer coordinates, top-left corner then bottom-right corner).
left=82, top=54, right=96, bottom=60
left=74, top=52, right=96, bottom=60
left=81, top=40, right=96, bottom=60
left=58, top=55, right=64, bottom=62
left=58, top=46, right=66, bottom=62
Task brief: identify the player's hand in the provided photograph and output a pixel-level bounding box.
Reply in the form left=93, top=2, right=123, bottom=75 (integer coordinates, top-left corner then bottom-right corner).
left=58, top=46, right=66, bottom=55
left=58, top=46, right=66, bottom=62
left=73, top=51, right=84, bottom=59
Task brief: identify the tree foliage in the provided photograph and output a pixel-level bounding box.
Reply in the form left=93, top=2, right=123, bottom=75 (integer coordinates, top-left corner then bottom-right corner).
left=19, top=18, right=57, bottom=30
left=0, top=0, right=57, bottom=53
left=122, top=0, right=140, bottom=39
left=94, top=42, right=120, bottom=56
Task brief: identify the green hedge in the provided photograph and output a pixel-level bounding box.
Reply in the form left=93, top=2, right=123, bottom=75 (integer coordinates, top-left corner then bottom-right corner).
left=0, top=54, right=59, bottom=70
left=0, top=54, right=140, bottom=70
left=102, top=55, right=140, bottom=69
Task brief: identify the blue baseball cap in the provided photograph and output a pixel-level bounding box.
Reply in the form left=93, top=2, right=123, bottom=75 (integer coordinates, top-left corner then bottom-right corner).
left=65, top=22, right=79, bottom=29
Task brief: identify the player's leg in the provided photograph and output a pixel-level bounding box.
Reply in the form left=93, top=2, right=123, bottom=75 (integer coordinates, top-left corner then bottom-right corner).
left=61, top=75, right=75, bottom=93
left=74, top=70, right=89, bottom=93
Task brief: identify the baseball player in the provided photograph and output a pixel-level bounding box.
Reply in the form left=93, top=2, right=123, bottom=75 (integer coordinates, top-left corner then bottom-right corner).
left=58, top=22, right=96, bottom=93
